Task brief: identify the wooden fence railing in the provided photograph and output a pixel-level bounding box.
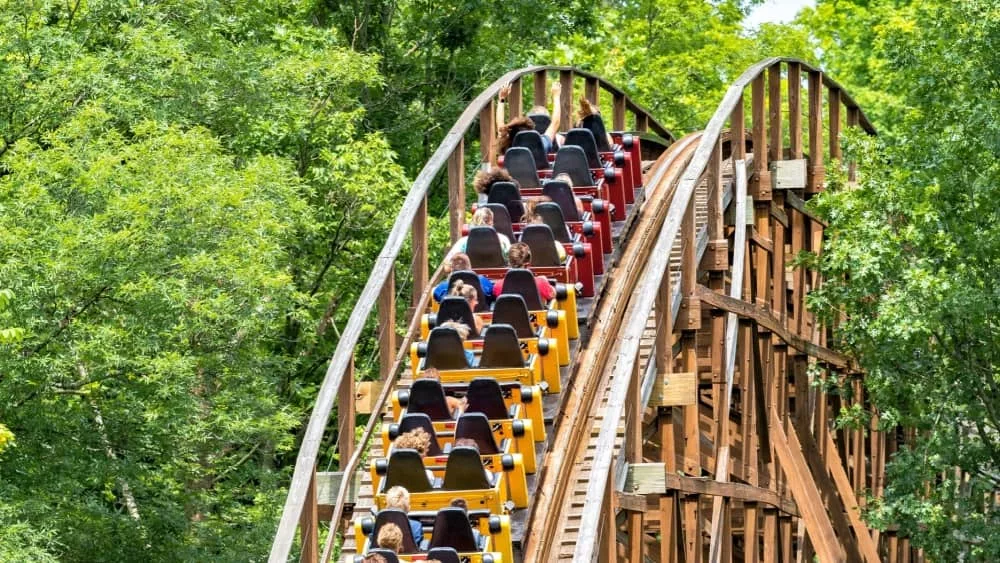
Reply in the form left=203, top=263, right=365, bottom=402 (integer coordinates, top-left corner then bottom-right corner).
left=268, top=66, right=674, bottom=563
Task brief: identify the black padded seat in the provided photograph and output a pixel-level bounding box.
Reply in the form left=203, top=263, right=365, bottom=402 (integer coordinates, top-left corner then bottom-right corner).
left=435, top=297, right=479, bottom=337
left=527, top=112, right=550, bottom=134
left=485, top=203, right=515, bottom=241
left=499, top=269, right=546, bottom=310
left=466, top=227, right=505, bottom=268
left=428, top=507, right=480, bottom=553
left=563, top=127, right=603, bottom=169
left=357, top=549, right=400, bottom=563
left=491, top=294, right=535, bottom=338
left=406, top=379, right=455, bottom=421
left=443, top=447, right=497, bottom=490
left=389, top=413, right=445, bottom=456
left=534, top=202, right=573, bottom=243
left=512, top=130, right=550, bottom=170
left=465, top=378, right=514, bottom=420
left=384, top=449, right=433, bottom=492
left=425, top=327, right=471, bottom=370
left=486, top=181, right=525, bottom=223
left=504, top=147, right=541, bottom=189
left=369, top=509, right=422, bottom=553
left=479, top=324, right=525, bottom=369
left=581, top=113, right=613, bottom=152
left=455, top=413, right=501, bottom=455
left=426, top=547, right=461, bottom=563
left=521, top=224, right=563, bottom=266
left=448, top=271, right=489, bottom=312
left=542, top=179, right=582, bottom=222
left=552, top=145, right=594, bottom=187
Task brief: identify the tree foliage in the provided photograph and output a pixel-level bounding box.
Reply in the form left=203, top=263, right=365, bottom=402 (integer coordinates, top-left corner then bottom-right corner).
left=806, top=0, right=1000, bottom=558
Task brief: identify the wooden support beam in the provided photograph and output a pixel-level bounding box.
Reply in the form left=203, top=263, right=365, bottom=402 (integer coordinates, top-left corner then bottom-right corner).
left=847, top=106, right=860, bottom=182
left=750, top=74, right=771, bottom=201
left=732, top=94, right=746, bottom=159
left=614, top=93, right=627, bottom=131
left=788, top=62, right=803, bottom=159
left=585, top=76, right=599, bottom=105
left=447, top=139, right=465, bottom=244
left=623, top=465, right=800, bottom=515
left=807, top=70, right=825, bottom=194
left=559, top=70, right=573, bottom=133
left=829, top=87, right=842, bottom=161
left=768, top=63, right=783, bottom=164
left=509, top=76, right=522, bottom=118
left=635, top=112, right=649, bottom=133
left=337, top=355, right=355, bottom=469
left=479, top=100, right=496, bottom=166
left=534, top=70, right=547, bottom=108
left=411, top=195, right=428, bottom=304
left=299, top=467, right=319, bottom=563
left=378, top=266, right=396, bottom=380
left=824, top=430, right=883, bottom=562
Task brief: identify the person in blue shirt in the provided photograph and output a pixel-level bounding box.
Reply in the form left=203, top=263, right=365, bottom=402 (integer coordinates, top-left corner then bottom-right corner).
left=440, top=320, right=477, bottom=367
left=432, top=253, right=494, bottom=305
left=371, top=486, right=424, bottom=548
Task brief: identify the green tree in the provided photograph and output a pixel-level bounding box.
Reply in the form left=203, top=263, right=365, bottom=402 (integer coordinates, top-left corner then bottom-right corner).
left=807, top=1, right=1000, bottom=558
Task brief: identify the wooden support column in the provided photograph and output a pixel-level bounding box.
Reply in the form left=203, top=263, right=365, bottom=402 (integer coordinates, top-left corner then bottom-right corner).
left=379, top=266, right=396, bottom=380
left=559, top=70, right=573, bottom=133
left=847, top=106, right=860, bottom=182
left=788, top=62, right=803, bottom=159
left=480, top=99, right=496, bottom=166
left=750, top=74, right=771, bottom=201
left=627, top=359, right=644, bottom=562
left=807, top=71, right=825, bottom=194
left=338, top=355, right=355, bottom=469
left=681, top=199, right=702, bottom=563
left=411, top=195, right=428, bottom=304
left=656, top=269, right=677, bottom=563
left=705, top=139, right=727, bottom=272
left=829, top=88, right=842, bottom=161
left=300, top=467, right=319, bottom=563
left=601, top=463, right=617, bottom=561
left=613, top=93, right=627, bottom=131
left=585, top=76, right=599, bottom=105
left=447, top=140, right=465, bottom=244
left=732, top=94, right=746, bottom=160
left=534, top=70, right=547, bottom=108
left=768, top=63, right=783, bottom=163
left=635, top=113, right=649, bottom=133
left=509, top=76, right=522, bottom=118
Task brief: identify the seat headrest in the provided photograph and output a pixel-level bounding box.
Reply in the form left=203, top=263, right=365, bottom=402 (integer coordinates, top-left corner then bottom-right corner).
left=491, top=294, right=534, bottom=338
left=521, top=224, right=562, bottom=266
left=479, top=324, right=525, bottom=369
left=564, top=127, right=603, bottom=168
left=385, top=449, right=433, bottom=492
left=542, top=179, right=581, bottom=222
left=552, top=145, right=594, bottom=187
left=425, top=547, right=461, bottom=563
left=373, top=509, right=421, bottom=553
left=500, top=269, right=545, bottom=310
left=447, top=271, right=488, bottom=312
left=503, top=147, right=541, bottom=189
left=428, top=508, right=479, bottom=553
left=527, top=112, right=551, bottom=135
left=396, top=413, right=444, bottom=456
left=512, top=130, right=550, bottom=170
left=466, top=227, right=505, bottom=268
left=436, top=297, right=479, bottom=337
left=443, top=446, right=492, bottom=491
left=486, top=181, right=521, bottom=205
left=534, top=202, right=572, bottom=243
left=456, top=412, right=501, bottom=455
left=464, top=377, right=510, bottom=420
left=407, top=379, right=453, bottom=421
left=581, top=113, right=613, bottom=152
left=485, top=203, right=515, bottom=241
left=426, top=327, right=470, bottom=370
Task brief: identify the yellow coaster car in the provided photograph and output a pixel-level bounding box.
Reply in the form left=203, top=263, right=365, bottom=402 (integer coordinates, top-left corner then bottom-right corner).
left=391, top=377, right=546, bottom=444
left=354, top=508, right=512, bottom=563
left=373, top=447, right=527, bottom=514
left=381, top=411, right=536, bottom=474
left=422, top=294, right=570, bottom=368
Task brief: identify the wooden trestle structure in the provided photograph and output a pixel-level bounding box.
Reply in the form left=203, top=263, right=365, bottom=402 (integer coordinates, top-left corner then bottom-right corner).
left=269, top=60, right=920, bottom=563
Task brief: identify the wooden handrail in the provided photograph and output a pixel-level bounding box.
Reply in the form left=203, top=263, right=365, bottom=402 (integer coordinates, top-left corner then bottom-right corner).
left=570, top=57, right=876, bottom=562
left=269, top=65, right=675, bottom=563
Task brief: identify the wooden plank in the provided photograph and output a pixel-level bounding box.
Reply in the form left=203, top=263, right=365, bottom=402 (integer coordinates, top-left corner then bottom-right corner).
left=316, top=471, right=362, bottom=511
left=448, top=140, right=465, bottom=244
left=337, top=355, right=355, bottom=467
left=613, top=93, right=627, bottom=131
left=559, top=70, right=573, bottom=133
left=534, top=70, right=547, bottom=108
left=771, top=159, right=807, bottom=190
left=650, top=372, right=698, bottom=406
left=825, top=429, right=883, bottom=562
left=770, top=412, right=846, bottom=562
left=829, top=87, right=842, bottom=161
left=585, top=76, right=599, bottom=105
left=300, top=468, right=319, bottom=563
left=509, top=76, right=522, bottom=118
left=411, top=195, right=428, bottom=303
left=479, top=100, right=496, bottom=165
left=622, top=466, right=801, bottom=515
left=768, top=63, right=782, bottom=164
left=788, top=62, right=803, bottom=159
left=378, top=267, right=395, bottom=380
left=750, top=74, right=771, bottom=200
left=807, top=70, right=825, bottom=194
left=696, top=286, right=856, bottom=369
left=785, top=190, right=827, bottom=227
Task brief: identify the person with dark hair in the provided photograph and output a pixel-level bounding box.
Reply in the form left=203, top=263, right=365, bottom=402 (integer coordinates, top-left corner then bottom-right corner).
left=491, top=242, right=556, bottom=302
left=432, top=253, right=494, bottom=303
left=496, top=81, right=562, bottom=157
left=473, top=167, right=517, bottom=197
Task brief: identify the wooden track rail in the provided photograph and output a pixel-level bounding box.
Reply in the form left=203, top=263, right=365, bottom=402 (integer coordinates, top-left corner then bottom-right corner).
left=268, top=66, right=674, bottom=563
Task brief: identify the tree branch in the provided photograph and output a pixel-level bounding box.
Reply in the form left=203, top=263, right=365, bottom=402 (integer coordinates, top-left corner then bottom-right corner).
left=23, top=285, right=110, bottom=358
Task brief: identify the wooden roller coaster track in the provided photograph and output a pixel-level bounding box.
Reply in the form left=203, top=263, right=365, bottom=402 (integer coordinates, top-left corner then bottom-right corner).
left=269, top=60, right=923, bottom=563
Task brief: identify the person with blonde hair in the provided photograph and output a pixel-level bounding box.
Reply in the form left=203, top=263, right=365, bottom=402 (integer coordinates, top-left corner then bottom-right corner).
left=376, top=522, right=404, bottom=553
left=446, top=207, right=511, bottom=260
left=449, top=280, right=484, bottom=333
left=375, top=486, right=425, bottom=547
left=432, top=253, right=493, bottom=303
left=523, top=198, right=567, bottom=262
left=440, top=320, right=476, bottom=366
